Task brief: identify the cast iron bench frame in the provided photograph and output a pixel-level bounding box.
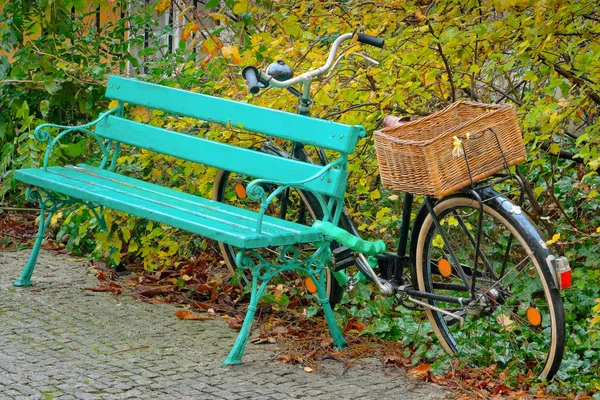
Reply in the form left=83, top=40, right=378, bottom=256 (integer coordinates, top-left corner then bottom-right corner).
left=13, top=75, right=367, bottom=364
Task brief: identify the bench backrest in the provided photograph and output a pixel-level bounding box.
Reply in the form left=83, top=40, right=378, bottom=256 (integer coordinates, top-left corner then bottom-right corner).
left=95, top=75, right=365, bottom=198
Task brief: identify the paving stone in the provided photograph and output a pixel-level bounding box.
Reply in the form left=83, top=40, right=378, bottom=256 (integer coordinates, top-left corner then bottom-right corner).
left=1, top=250, right=449, bottom=399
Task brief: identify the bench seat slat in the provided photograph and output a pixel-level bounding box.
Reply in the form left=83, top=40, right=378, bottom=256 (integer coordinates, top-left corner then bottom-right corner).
left=105, top=75, right=365, bottom=154
left=14, top=166, right=323, bottom=249
left=95, top=115, right=346, bottom=198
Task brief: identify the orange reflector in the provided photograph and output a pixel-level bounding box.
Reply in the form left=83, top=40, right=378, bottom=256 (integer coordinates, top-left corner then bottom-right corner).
left=305, top=277, right=317, bottom=294
left=234, top=182, right=247, bottom=199
left=438, top=259, right=452, bottom=277
left=526, top=307, right=542, bottom=326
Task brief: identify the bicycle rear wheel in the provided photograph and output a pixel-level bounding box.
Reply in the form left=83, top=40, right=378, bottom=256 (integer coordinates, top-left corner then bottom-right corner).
left=213, top=169, right=344, bottom=307
left=412, top=190, right=565, bottom=379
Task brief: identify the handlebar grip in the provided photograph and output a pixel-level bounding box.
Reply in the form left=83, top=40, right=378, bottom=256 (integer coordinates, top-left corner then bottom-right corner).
left=241, top=66, right=260, bottom=94
left=312, top=220, right=386, bottom=256
left=357, top=33, right=385, bottom=48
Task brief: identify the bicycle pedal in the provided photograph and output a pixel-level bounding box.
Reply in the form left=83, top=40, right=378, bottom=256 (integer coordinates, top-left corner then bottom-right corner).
left=332, top=246, right=355, bottom=272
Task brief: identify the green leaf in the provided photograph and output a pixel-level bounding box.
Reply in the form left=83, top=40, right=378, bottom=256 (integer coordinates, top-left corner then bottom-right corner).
left=43, top=77, right=60, bottom=94
left=40, top=100, right=50, bottom=117
left=60, top=141, right=87, bottom=157
left=522, top=70, right=538, bottom=82
left=205, top=0, right=219, bottom=9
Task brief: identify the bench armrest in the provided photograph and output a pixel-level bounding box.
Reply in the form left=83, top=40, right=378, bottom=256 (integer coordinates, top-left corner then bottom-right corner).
left=34, top=108, right=121, bottom=171
left=246, top=158, right=345, bottom=233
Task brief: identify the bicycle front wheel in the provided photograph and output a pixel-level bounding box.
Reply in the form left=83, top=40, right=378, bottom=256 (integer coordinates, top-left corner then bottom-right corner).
left=213, top=169, right=344, bottom=307
left=412, top=190, right=565, bottom=379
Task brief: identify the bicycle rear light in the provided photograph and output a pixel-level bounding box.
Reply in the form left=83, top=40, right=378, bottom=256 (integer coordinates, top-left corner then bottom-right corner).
left=555, top=256, right=572, bottom=290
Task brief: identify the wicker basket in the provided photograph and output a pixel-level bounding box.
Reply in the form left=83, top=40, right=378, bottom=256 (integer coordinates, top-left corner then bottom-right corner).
left=374, top=101, right=526, bottom=197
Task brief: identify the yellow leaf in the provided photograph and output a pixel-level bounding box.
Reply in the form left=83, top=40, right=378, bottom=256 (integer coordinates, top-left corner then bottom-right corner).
left=210, top=13, right=228, bottom=24
left=181, top=22, right=199, bottom=41
left=129, top=241, right=139, bottom=252
left=232, top=0, right=248, bottom=14
left=51, top=211, right=63, bottom=225
left=112, top=251, right=122, bottom=265
left=122, top=227, right=131, bottom=242
left=152, top=168, right=163, bottom=180
left=497, top=313, right=517, bottom=331
left=130, top=106, right=151, bottom=123
left=200, top=38, right=221, bottom=57
left=558, top=97, right=568, bottom=108
left=153, top=0, right=171, bottom=15
left=546, top=233, right=560, bottom=246
left=178, top=5, right=193, bottom=21
left=221, top=46, right=241, bottom=64
left=447, top=216, right=458, bottom=227
left=548, top=143, right=560, bottom=154
left=370, top=189, right=381, bottom=200
left=108, top=100, right=119, bottom=109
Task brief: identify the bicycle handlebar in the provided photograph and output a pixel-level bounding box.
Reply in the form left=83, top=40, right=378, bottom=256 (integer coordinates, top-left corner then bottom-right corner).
left=356, top=33, right=385, bottom=48
left=241, top=66, right=261, bottom=94
left=241, top=32, right=384, bottom=92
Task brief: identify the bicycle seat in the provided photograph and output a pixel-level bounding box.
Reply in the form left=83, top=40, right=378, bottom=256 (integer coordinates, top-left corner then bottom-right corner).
left=382, top=115, right=411, bottom=128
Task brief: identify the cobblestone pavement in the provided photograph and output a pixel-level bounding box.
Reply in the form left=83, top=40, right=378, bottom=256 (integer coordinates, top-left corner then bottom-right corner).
left=0, top=250, right=449, bottom=400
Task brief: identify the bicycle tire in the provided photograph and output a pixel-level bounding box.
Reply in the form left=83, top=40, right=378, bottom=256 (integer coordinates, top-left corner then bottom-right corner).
left=411, top=189, right=565, bottom=379
left=213, top=168, right=344, bottom=307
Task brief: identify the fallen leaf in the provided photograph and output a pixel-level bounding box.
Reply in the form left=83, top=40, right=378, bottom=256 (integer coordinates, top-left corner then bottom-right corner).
left=174, top=310, right=214, bottom=321
left=194, top=283, right=218, bottom=301
left=344, top=320, right=366, bottom=332
left=490, top=385, right=512, bottom=396
left=135, top=285, right=172, bottom=297
left=409, top=363, right=431, bottom=380
left=511, top=390, right=528, bottom=398
left=227, top=315, right=244, bottom=330
left=272, top=326, right=289, bottom=335
left=303, top=366, right=313, bottom=373
left=385, top=355, right=411, bottom=368
left=83, top=283, right=122, bottom=295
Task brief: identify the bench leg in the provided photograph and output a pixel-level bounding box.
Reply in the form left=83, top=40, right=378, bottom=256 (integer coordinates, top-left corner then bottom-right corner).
left=14, top=201, right=53, bottom=287
left=311, top=270, right=347, bottom=349
left=224, top=270, right=267, bottom=365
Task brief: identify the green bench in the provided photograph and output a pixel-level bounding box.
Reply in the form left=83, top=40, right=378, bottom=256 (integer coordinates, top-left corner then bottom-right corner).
left=13, top=75, right=368, bottom=364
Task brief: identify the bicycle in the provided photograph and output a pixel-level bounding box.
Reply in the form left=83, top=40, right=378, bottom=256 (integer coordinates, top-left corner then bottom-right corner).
left=213, top=32, right=569, bottom=379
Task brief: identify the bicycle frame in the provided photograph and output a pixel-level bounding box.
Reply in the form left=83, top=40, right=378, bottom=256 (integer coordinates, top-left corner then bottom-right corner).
left=272, top=92, right=533, bottom=308
left=234, top=31, right=567, bottom=380
left=246, top=31, right=533, bottom=307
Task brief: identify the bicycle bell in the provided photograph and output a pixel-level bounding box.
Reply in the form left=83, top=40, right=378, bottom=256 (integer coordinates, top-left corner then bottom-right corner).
left=267, top=60, right=294, bottom=81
